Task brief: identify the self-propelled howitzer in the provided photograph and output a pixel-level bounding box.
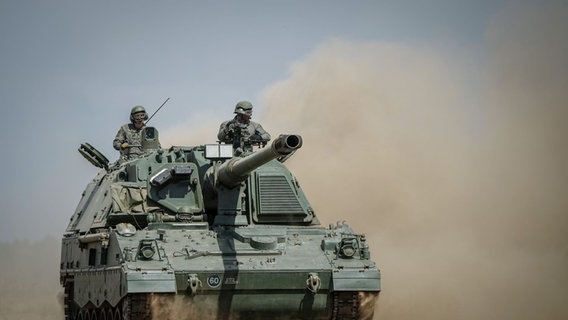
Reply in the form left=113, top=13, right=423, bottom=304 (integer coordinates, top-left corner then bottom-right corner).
left=60, top=128, right=381, bottom=320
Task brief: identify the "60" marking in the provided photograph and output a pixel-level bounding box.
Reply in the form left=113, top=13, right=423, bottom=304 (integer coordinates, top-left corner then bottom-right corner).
left=207, top=275, right=221, bottom=288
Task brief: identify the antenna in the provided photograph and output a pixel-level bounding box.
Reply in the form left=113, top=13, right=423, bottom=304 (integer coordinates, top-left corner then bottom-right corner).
left=146, top=97, right=170, bottom=124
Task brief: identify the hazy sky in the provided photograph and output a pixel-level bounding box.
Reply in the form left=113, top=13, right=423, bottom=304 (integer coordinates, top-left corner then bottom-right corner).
left=0, top=0, right=505, bottom=242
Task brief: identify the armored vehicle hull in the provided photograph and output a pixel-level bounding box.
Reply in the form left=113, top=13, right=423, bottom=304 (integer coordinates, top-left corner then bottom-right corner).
left=61, top=131, right=380, bottom=319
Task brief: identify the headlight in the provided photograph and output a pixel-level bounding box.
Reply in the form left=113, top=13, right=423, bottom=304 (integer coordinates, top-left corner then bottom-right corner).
left=338, top=237, right=358, bottom=258
left=341, top=243, right=356, bottom=257
left=138, top=240, right=156, bottom=260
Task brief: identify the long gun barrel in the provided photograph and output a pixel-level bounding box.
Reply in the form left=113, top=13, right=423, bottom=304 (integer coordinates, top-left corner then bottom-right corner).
left=217, top=134, right=302, bottom=188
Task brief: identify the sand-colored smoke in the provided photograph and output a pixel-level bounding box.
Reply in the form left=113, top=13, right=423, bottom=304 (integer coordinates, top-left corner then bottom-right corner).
left=258, top=2, right=568, bottom=319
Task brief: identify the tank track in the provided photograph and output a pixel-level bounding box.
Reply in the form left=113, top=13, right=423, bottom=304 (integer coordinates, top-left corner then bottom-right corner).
left=63, top=280, right=75, bottom=320
left=332, top=291, right=359, bottom=320
left=123, top=293, right=152, bottom=320
left=63, top=286, right=152, bottom=320
left=64, top=290, right=376, bottom=319
left=331, top=291, right=378, bottom=320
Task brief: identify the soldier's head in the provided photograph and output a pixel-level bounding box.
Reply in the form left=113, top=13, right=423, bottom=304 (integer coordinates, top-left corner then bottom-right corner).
left=130, top=105, right=148, bottom=128
left=234, top=101, right=253, bottom=124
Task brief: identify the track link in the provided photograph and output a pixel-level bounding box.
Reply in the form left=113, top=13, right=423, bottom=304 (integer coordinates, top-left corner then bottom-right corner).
left=63, top=280, right=75, bottom=320
left=331, top=291, right=379, bottom=320
left=124, top=293, right=152, bottom=320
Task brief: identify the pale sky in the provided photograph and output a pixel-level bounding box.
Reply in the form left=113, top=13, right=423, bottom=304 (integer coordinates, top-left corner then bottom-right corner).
left=0, top=0, right=512, bottom=242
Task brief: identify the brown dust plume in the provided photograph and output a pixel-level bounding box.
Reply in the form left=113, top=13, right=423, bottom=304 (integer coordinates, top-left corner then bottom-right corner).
left=257, top=3, right=568, bottom=320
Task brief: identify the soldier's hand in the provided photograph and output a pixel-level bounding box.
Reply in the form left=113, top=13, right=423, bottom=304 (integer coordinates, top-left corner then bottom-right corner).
left=121, top=142, right=129, bottom=149
left=224, top=128, right=234, bottom=139
left=250, top=134, right=262, bottom=141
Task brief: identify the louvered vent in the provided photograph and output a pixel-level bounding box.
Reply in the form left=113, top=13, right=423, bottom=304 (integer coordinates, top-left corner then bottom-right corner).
left=257, top=174, right=306, bottom=222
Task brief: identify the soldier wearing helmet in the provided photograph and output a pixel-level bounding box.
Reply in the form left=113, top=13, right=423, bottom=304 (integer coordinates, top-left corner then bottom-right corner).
left=113, top=105, right=157, bottom=159
left=218, top=100, right=271, bottom=153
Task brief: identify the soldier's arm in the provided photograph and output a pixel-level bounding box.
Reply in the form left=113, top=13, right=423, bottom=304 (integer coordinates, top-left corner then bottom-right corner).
left=217, top=120, right=233, bottom=142
left=113, top=126, right=127, bottom=150
left=255, top=123, right=271, bottom=141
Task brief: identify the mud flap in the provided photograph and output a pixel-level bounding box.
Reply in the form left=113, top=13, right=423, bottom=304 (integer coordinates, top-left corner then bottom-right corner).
left=332, top=269, right=381, bottom=291
left=127, top=271, right=176, bottom=293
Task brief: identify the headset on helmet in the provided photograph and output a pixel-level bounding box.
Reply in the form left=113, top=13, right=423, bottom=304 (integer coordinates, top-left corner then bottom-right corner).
left=130, top=105, right=148, bottom=122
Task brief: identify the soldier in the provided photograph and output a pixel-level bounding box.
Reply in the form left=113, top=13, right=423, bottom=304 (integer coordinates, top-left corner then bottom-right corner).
left=218, top=101, right=271, bottom=153
left=113, top=105, right=157, bottom=160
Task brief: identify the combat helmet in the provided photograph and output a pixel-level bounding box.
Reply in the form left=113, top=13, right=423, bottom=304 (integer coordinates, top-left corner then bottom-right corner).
left=130, top=105, right=148, bottom=122
left=234, top=101, right=253, bottom=115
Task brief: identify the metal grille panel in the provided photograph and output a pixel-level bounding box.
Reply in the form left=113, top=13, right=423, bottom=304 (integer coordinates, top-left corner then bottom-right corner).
left=258, top=175, right=305, bottom=216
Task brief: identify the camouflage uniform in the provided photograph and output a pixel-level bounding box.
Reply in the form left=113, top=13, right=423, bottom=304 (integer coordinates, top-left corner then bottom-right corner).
left=218, top=119, right=270, bottom=142
left=113, top=123, right=146, bottom=159
left=218, top=101, right=271, bottom=153
left=113, top=105, right=161, bottom=160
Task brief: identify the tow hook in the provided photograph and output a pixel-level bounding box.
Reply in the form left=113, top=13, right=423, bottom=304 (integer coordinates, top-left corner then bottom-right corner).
left=306, top=273, right=321, bottom=293
left=187, top=274, right=202, bottom=296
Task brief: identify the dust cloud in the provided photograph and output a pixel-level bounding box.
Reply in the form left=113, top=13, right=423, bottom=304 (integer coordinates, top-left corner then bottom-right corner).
left=258, top=2, right=568, bottom=320
left=2, top=2, right=567, bottom=320
left=0, top=237, right=64, bottom=320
